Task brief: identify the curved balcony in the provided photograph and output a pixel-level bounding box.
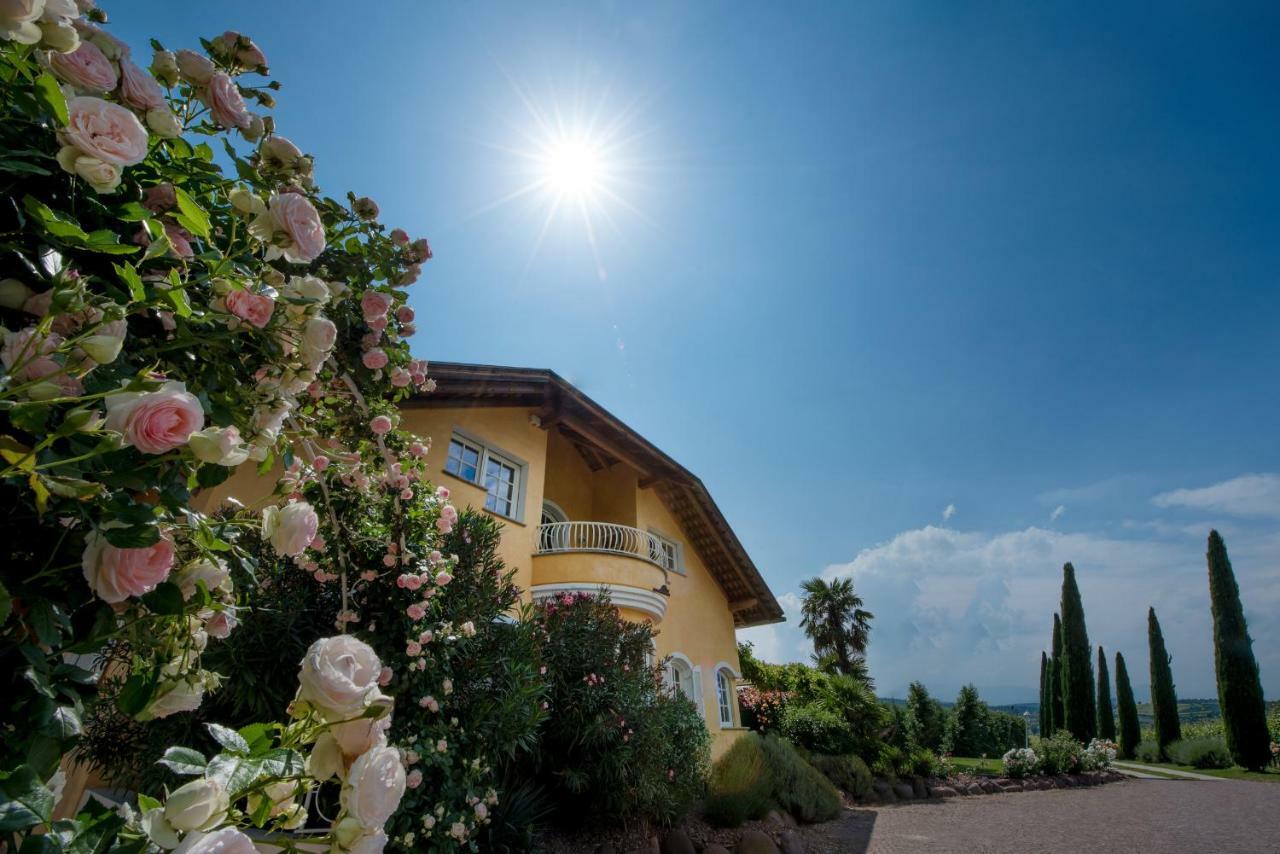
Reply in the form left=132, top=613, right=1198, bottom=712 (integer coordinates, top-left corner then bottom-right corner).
left=532, top=522, right=670, bottom=622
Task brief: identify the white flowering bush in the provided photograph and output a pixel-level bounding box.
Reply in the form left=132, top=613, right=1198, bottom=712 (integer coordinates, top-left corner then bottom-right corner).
left=1082, top=738, right=1117, bottom=771
left=1000, top=747, right=1040, bottom=779
left=0, top=2, right=448, bottom=852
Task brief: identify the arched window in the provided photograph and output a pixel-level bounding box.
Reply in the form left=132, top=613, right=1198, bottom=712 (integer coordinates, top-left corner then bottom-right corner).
left=715, top=668, right=735, bottom=727
left=539, top=501, right=568, bottom=551
left=664, top=654, right=702, bottom=717
left=540, top=500, right=567, bottom=525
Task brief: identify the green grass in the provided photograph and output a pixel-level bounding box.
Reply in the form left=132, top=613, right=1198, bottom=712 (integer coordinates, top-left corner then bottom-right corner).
left=946, top=756, right=1003, bottom=775
left=1114, top=759, right=1280, bottom=783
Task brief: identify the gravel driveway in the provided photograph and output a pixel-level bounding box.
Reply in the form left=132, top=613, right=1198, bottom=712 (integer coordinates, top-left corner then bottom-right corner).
left=811, top=779, right=1280, bottom=853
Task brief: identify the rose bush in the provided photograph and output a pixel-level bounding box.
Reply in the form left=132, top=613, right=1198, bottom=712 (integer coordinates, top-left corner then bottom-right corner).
left=0, top=3, right=448, bottom=851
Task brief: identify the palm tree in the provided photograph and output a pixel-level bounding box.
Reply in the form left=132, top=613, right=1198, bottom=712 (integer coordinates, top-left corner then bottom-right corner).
left=799, top=576, right=874, bottom=677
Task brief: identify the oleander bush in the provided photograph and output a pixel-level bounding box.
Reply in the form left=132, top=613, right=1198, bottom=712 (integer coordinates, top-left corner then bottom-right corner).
left=807, top=752, right=873, bottom=799
left=1167, top=737, right=1232, bottom=769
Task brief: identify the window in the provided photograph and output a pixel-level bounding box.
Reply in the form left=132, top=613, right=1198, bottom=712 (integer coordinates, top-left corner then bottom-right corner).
left=442, top=432, right=525, bottom=520
left=664, top=655, right=702, bottom=718
left=715, top=668, right=735, bottom=727
left=648, top=531, right=683, bottom=574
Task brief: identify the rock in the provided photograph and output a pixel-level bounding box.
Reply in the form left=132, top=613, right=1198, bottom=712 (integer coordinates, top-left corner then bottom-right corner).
left=979, top=780, right=1000, bottom=794
left=892, top=782, right=915, bottom=801
left=660, top=830, right=695, bottom=854
left=929, top=785, right=960, bottom=798
left=762, top=810, right=786, bottom=827
left=778, top=830, right=805, bottom=854
left=871, top=779, right=896, bottom=803
left=998, top=781, right=1022, bottom=793
left=965, top=782, right=985, bottom=796
left=736, top=830, right=780, bottom=854
left=911, top=776, right=929, bottom=799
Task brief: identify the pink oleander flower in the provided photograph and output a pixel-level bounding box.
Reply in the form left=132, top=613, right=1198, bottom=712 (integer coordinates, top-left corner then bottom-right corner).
left=361, top=291, right=391, bottom=322
left=370, top=415, right=392, bottom=435
left=205, top=72, right=251, bottom=130
left=225, top=288, right=274, bottom=329
left=361, top=348, right=388, bottom=370
left=49, top=41, right=117, bottom=92
left=253, top=193, right=325, bottom=263
left=261, top=500, right=319, bottom=557
left=118, top=58, right=166, bottom=111
left=62, top=96, right=149, bottom=165
left=104, top=380, right=205, bottom=454
left=81, top=528, right=175, bottom=603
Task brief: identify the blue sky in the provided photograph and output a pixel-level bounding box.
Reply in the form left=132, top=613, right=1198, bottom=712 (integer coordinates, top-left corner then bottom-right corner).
left=115, top=2, right=1280, bottom=703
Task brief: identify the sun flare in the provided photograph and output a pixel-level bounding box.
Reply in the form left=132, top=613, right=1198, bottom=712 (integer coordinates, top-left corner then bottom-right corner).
left=541, top=135, right=606, bottom=200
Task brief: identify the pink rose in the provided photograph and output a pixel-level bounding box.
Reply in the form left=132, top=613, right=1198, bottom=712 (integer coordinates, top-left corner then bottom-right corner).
left=378, top=666, right=393, bottom=687
left=214, top=30, right=268, bottom=72
left=389, top=229, right=409, bottom=246
left=204, top=608, right=237, bottom=639
left=164, top=222, right=195, bottom=258
left=360, top=291, right=391, bottom=322
left=361, top=349, right=388, bottom=370
left=262, top=193, right=325, bottom=263
left=396, top=305, right=415, bottom=323
left=49, top=41, right=117, bottom=92
left=175, top=49, right=214, bottom=85
left=262, top=500, right=318, bottom=557
left=389, top=368, right=410, bottom=388
left=81, top=528, right=175, bottom=603
left=225, top=289, right=275, bottom=329
left=63, top=96, right=149, bottom=165
left=119, top=58, right=167, bottom=111
left=406, top=769, right=422, bottom=789
left=142, top=183, right=176, bottom=212
left=103, top=380, right=205, bottom=454
left=205, top=72, right=251, bottom=130
left=370, top=415, right=392, bottom=435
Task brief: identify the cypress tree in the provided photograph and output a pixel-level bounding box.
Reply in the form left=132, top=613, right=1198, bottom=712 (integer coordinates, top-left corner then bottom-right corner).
left=1096, top=646, right=1116, bottom=741
left=1148, top=607, right=1181, bottom=753
left=1049, top=613, right=1065, bottom=733
left=1059, top=564, right=1097, bottom=741
left=1114, top=651, right=1141, bottom=760
left=1207, top=530, right=1271, bottom=770
left=1039, top=651, right=1051, bottom=735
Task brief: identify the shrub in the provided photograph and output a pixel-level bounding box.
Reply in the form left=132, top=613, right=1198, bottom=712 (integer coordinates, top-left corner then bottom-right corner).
left=704, top=734, right=774, bottom=826
left=908, top=747, right=939, bottom=778
left=782, top=701, right=856, bottom=755
left=1082, top=738, right=1117, bottom=771
left=1039, top=731, right=1085, bottom=775
left=871, top=743, right=906, bottom=780
left=530, top=591, right=711, bottom=828
left=1135, top=739, right=1163, bottom=763
left=1002, top=747, right=1041, bottom=778
left=1167, top=737, right=1233, bottom=769
left=759, top=735, right=842, bottom=824
left=738, top=686, right=789, bottom=733
left=808, top=753, right=873, bottom=799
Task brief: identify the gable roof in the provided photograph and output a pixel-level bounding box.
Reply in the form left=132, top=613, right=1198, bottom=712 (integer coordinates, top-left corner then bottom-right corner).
left=408, top=361, right=785, bottom=628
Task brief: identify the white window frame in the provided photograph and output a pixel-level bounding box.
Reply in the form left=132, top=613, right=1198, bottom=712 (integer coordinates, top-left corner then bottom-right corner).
left=648, top=529, right=684, bottom=575
left=714, top=665, right=737, bottom=728
left=442, top=429, right=528, bottom=522
left=663, top=653, right=704, bottom=718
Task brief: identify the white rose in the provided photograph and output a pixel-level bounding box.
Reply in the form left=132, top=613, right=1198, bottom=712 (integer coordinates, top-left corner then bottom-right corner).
left=307, top=731, right=345, bottom=782
left=140, top=807, right=181, bottom=849
left=341, top=743, right=405, bottom=828
left=296, top=635, right=384, bottom=718
left=138, top=678, right=204, bottom=721
left=175, top=49, right=214, bottom=85
left=262, top=500, right=318, bottom=557
left=173, top=558, right=230, bottom=600
left=189, top=425, right=250, bottom=467
left=0, top=0, right=44, bottom=45
left=0, top=279, right=33, bottom=309
left=58, top=148, right=122, bottom=194
left=331, top=714, right=390, bottom=760
left=173, top=827, right=257, bottom=854
left=164, top=777, right=228, bottom=832
left=283, top=275, right=330, bottom=305
left=146, top=107, right=183, bottom=139
left=346, top=829, right=388, bottom=854
left=39, top=20, right=78, bottom=52
left=80, top=318, right=127, bottom=364
left=228, top=187, right=265, bottom=216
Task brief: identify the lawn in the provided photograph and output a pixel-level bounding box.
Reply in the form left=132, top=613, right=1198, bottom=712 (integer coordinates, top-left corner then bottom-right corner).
left=1159, top=763, right=1280, bottom=783
left=947, top=756, right=1003, bottom=775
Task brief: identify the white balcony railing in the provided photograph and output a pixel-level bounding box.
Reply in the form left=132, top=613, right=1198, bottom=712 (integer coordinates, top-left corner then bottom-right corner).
left=535, top=521, right=669, bottom=571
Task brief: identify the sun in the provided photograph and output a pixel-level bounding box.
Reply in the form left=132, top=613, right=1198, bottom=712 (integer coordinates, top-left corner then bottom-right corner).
left=541, top=134, right=606, bottom=200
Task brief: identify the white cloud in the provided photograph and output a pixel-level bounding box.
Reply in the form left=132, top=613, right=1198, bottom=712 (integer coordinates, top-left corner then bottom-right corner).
left=1153, top=473, right=1280, bottom=519
left=1050, top=505, right=1065, bottom=521
left=942, top=503, right=956, bottom=521
left=738, top=591, right=806, bottom=665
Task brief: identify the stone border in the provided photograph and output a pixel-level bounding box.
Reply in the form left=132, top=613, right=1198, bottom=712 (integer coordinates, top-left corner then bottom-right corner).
left=865, top=769, right=1126, bottom=804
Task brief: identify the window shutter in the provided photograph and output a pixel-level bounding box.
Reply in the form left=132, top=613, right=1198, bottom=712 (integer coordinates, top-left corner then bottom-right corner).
left=692, top=666, right=705, bottom=719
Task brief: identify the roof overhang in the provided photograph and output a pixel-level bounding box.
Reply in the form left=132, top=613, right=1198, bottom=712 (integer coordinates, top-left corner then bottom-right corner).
left=408, top=361, right=785, bottom=627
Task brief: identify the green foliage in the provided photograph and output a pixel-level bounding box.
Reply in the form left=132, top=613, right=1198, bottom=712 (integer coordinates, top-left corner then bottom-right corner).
left=807, top=753, right=872, bottom=799
left=907, top=746, right=939, bottom=778
left=758, top=735, right=842, bottom=824
left=1096, top=646, right=1117, bottom=741
left=1058, top=564, right=1096, bottom=741
left=905, top=681, right=946, bottom=752
left=1114, top=652, right=1143, bottom=760
left=704, top=734, right=774, bottom=827
left=871, top=743, right=906, bottom=780
left=1206, top=531, right=1272, bottom=771
left=1167, top=737, right=1233, bottom=769
left=1135, top=740, right=1162, bottom=763
left=798, top=577, right=874, bottom=679
left=530, top=591, right=710, bottom=828
left=1049, top=613, right=1065, bottom=733
left=944, top=684, right=988, bottom=756
left=1038, top=731, right=1084, bottom=775
left=1039, top=652, right=1051, bottom=736
left=1148, top=608, right=1182, bottom=752
left=781, top=702, right=856, bottom=755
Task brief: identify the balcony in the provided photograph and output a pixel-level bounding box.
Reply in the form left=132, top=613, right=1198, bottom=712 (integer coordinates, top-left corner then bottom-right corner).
left=531, top=521, right=670, bottom=622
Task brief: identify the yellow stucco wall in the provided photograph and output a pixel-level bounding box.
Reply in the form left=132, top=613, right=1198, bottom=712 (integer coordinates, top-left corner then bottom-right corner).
left=187, top=402, right=750, bottom=759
